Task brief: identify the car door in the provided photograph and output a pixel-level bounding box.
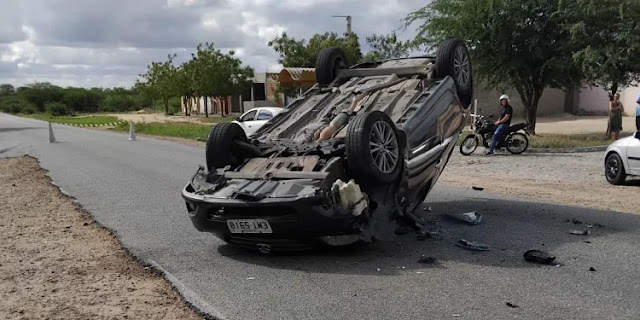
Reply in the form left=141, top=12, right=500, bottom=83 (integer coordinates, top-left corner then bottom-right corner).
left=235, top=109, right=258, bottom=135
left=627, top=133, right=640, bottom=174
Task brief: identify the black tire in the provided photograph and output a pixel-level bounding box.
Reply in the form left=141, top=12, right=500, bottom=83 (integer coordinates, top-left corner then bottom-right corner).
left=205, top=123, right=248, bottom=171
left=460, top=135, right=479, bottom=155
left=506, top=132, right=529, bottom=154
left=605, top=152, right=626, bottom=185
left=436, top=38, right=473, bottom=108
left=315, top=47, right=349, bottom=86
left=346, top=111, right=403, bottom=184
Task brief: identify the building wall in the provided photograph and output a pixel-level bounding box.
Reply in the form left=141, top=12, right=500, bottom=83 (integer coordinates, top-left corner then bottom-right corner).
left=471, top=82, right=567, bottom=119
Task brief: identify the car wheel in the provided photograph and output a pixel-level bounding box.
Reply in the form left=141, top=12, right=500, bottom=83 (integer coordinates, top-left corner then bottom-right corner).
left=315, top=47, right=349, bottom=86
left=506, top=133, right=529, bottom=154
left=205, top=122, right=248, bottom=171
left=346, top=111, right=403, bottom=184
left=460, top=135, right=479, bottom=155
left=605, top=152, right=626, bottom=185
left=436, top=38, right=473, bottom=108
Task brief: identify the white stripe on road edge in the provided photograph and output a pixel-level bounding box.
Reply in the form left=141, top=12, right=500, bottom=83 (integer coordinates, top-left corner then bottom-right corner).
left=147, top=259, right=226, bottom=320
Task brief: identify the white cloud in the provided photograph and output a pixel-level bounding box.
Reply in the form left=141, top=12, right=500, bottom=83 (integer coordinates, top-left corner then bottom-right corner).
left=0, top=0, right=428, bottom=88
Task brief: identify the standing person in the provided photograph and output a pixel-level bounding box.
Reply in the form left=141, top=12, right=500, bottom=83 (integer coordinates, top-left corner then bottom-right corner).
left=485, top=94, right=513, bottom=156
left=607, top=93, right=624, bottom=140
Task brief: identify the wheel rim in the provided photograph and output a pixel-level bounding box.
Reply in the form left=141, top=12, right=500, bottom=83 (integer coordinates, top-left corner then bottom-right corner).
left=461, top=137, right=477, bottom=154
left=369, top=120, right=399, bottom=174
left=453, top=46, right=471, bottom=89
left=606, top=157, right=619, bottom=181
left=507, top=134, right=527, bottom=153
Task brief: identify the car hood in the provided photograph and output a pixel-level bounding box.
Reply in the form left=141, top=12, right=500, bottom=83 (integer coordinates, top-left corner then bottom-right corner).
left=607, top=135, right=634, bottom=150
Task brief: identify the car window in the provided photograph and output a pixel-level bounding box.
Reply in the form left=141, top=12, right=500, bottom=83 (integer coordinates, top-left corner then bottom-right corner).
left=239, top=110, right=257, bottom=122
left=256, top=110, right=273, bottom=120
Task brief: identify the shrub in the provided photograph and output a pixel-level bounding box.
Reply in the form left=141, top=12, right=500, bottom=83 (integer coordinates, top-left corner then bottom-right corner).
left=0, top=96, right=37, bottom=114
left=45, top=102, right=74, bottom=116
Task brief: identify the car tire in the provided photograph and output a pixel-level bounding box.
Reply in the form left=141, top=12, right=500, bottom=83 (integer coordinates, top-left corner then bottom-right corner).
left=315, top=47, right=349, bottom=86
left=460, top=134, right=479, bottom=155
left=436, top=38, right=473, bottom=108
left=205, top=122, right=248, bottom=171
left=605, top=152, right=626, bottom=185
left=346, top=111, right=403, bottom=184
left=506, top=132, right=529, bottom=154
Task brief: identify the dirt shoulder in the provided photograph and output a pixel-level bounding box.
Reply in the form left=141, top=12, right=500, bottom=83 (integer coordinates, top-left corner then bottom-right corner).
left=0, top=157, right=204, bottom=320
left=440, top=151, right=640, bottom=215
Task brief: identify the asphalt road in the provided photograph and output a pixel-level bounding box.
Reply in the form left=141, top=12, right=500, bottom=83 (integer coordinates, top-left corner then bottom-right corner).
left=2, top=113, right=640, bottom=320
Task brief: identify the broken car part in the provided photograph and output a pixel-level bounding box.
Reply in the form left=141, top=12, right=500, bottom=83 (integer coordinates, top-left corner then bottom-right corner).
left=523, top=250, right=556, bottom=265
left=447, top=211, right=482, bottom=225
left=455, top=239, right=491, bottom=251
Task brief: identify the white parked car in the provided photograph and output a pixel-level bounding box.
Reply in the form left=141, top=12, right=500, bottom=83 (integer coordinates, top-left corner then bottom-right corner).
left=232, top=107, right=284, bottom=137
left=604, top=131, right=640, bottom=185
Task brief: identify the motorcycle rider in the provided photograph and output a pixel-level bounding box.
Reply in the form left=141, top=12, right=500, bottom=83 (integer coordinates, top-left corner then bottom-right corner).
left=485, top=94, right=513, bottom=155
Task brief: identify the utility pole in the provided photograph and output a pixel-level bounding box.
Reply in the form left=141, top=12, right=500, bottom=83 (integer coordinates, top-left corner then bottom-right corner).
left=331, top=15, right=352, bottom=35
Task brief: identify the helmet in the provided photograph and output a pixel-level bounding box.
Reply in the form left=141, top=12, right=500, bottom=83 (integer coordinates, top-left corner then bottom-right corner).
left=499, top=94, right=509, bottom=103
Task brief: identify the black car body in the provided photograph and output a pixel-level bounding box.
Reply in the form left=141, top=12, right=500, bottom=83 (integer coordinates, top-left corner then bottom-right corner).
left=182, top=38, right=474, bottom=253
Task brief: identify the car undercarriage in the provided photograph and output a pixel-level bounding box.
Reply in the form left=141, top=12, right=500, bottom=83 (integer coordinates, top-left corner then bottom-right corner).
left=182, top=38, right=474, bottom=253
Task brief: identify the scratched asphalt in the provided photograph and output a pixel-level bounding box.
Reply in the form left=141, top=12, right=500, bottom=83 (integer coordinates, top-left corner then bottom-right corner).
left=2, top=113, right=640, bottom=320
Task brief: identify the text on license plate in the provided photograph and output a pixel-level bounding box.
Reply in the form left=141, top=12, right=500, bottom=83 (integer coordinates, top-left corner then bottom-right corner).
left=227, top=219, right=273, bottom=234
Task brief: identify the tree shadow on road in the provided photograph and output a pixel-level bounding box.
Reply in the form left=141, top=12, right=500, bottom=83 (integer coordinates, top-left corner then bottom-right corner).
left=217, top=196, right=640, bottom=275
left=0, top=126, right=41, bottom=133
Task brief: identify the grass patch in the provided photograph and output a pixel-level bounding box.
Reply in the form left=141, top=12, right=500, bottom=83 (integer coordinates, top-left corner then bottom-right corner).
left=111, top=122, right=212, bottom=141
left=22, top=113, right=121, bottom=125
left=197, top=116, right=236, bottom=124
left=529, top=133, right=614, bottom=148
left=456, top=130, right=615, bottom=149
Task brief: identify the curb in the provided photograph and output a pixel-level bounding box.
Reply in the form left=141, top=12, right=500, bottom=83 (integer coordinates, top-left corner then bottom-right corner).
left=526, top=146, right=608, bottom=154
left=58, top=121, right=125, bottom=127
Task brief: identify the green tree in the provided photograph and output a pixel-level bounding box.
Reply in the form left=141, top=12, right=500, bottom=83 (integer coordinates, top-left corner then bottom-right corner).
left=362, top=32, right=411, bottom=62
left=269, top=31, right=363, bottom=68
left=190, top=42, right=254, bottom=117
left=16, top=82, right=64, bottom=112
left=61, top=87, right=104, bottom=113
left=405, top=0, right=582, bottom=133
left=563, top=0, right=640, bottom=97
left=139, top=54, right=180, bottom=115
left=0, top=84, right=14, bottom=96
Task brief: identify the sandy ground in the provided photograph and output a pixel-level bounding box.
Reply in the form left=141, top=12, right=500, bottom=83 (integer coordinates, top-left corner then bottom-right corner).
left=0, top=157, right=203, bottom=320
left=440, top=151, right=640, bottom=215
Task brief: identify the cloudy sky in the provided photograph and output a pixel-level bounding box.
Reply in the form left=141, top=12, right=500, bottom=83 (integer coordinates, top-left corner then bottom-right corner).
left=0, top=0, right=429, bottom=89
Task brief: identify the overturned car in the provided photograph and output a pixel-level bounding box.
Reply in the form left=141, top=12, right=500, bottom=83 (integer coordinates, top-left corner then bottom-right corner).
left=182, top=38, right=473, bottom=252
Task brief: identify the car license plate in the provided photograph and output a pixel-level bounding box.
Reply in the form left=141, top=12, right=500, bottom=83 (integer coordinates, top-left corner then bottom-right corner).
left=227, top=219, right=272, bottom=234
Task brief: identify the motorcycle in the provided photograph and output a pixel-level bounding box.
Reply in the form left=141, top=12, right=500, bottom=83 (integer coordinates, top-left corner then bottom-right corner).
left=459, top=112, right=530, bottom=155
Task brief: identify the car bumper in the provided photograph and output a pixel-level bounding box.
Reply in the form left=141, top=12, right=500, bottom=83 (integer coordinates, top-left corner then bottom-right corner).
left=182, top=185, right=366, bottom=251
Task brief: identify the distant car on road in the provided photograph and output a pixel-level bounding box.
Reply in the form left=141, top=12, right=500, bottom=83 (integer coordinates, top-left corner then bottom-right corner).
left=232, top=107, right=284, bottom=137
left=604, top=131, right=640, bottom=185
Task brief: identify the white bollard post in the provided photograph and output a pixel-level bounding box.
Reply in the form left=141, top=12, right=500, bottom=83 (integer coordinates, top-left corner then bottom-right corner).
left=48, top=122, right=56, bottom=143
left=128, top=121, right=136, bottom=141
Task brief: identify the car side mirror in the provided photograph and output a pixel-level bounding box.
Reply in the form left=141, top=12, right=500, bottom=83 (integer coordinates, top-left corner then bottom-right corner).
left=236, top=117, right=241, bottom=122
left=635, top=132, right=640, bottom=140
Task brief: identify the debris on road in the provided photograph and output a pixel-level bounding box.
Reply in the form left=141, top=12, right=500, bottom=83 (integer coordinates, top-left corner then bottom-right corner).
left=418, top=256, right=437, bottom=264
left=523, top=250, right=556, bottom=265
left=570, top=229, right=590, bottom=236
left=416, top=230, right=443, bottom=241
left=246, top=277, right=256, bottom=280
left=583, top=241, right=592, bottom=244
left=455, top=239, right=491, bottom=251
left=506, top=302, right=519, bottom=308
left=589, top=267, right=596, bottom=272
left=566, top=218, right=583, bottom=225
left=448, top=211, right=483, bottom=225
left=472, top=186, right=484, bottom=191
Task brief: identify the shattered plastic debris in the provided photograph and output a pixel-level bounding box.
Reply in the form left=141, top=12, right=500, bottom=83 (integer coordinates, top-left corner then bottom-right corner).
left=416, top=271, right=424, bottom=274
left=455, top=239, right=491, bottom=251
left=472, top=186, right=484, bottom=191
left=523, top=250, right=556, bottom=265
left=506, top=302, right=519, bottom=308
left=246, top=277, right=256, bottom=280
left=417, top=230, right=443, bottom=241
left=448, top=211, right=483, bottom=225
left=418, top=256, right=437, bottom=264
left=376, top=268, right=381, bottom=272
left=570, top=229, right=590, bottom=236
left=589, top=267, right=596, bottom=272
left=566, top=218, right=583, bottom=225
